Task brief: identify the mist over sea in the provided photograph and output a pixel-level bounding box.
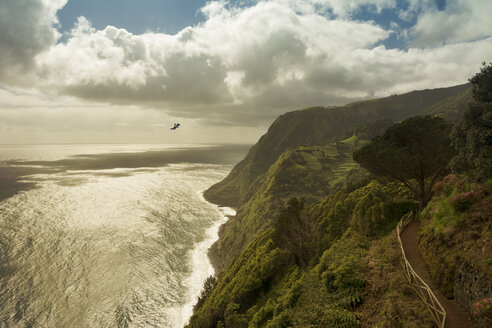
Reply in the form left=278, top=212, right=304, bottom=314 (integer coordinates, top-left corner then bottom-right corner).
left=0, top=144, right=248, bottom=328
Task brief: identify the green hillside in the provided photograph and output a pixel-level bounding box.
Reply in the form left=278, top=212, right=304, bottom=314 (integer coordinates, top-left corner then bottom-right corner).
left=204, top=84, right=470, bottom=208
left=205, top=83, right=471, bottom=269
left=188, top=181, right=424, bottom=328
left=422, top=86, right=473, bottom=122
left=189, top=73, right=492, bottom=327
left=209, top=143, right=364, bottom=270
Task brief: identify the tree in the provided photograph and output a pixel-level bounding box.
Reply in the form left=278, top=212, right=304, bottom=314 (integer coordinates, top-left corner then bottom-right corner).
left=469, top=62, right=492, bottom=103
left=193, top=275, right=217, bottom=312
left=353, top=116, right=454, bottom=210
left=451, top=63, right=492, bottom=181
left=273, top=198, right=319, bottom=267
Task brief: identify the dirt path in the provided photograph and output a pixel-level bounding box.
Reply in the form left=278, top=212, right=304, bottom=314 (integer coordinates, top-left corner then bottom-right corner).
left=400, top=220, right=473, bottom=328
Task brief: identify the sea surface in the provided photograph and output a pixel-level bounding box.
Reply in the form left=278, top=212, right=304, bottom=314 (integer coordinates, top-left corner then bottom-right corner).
left=0, top=144, right=248, bottom=328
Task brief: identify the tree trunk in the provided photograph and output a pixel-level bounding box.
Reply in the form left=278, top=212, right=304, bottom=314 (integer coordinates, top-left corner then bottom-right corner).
left=418, top=179, right=426, bottom=211
left=418, top=190, right=433, bottom=211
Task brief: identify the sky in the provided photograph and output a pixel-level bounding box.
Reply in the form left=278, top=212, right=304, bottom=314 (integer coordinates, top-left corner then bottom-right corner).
left=0, top=0, right=491, bottom=145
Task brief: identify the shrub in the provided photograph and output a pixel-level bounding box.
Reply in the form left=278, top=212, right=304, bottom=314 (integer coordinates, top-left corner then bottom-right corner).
left=452, top=187, right=487, bottom=212
left=473, top=297, right=492, bottom=319
left=193, top=276, right=217, bottom=312
left=452, top=190, right=476, bottom=212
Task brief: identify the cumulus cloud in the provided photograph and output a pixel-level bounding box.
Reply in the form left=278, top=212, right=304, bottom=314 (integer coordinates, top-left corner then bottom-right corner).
left=34, top=1, right=395, bottom=124
left=1, top=0, right=492, bottom=130
left=0, top=0, right=67, bottom=85
left=410, top=0, right=492, bottom=47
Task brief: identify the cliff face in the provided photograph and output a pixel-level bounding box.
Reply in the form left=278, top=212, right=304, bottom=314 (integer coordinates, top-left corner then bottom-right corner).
left=206, top=83, right=471, bottom=269
left=204, top=84, right=470, bottom=209
left=209, top=143, right=363, bottom=270
left=189, top=180, right=423, bottom=328
left=187, top=83, right=486, bottom=328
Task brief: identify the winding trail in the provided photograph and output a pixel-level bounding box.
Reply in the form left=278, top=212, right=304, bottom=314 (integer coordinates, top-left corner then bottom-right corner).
left=400, top=220, right=473, bottom=328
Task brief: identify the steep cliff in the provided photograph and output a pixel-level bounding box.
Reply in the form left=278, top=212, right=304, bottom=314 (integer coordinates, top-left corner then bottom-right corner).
left=206, top=83, right=471, bottom=269
left=205, top=83, right=470, bottom=208
left=188, top=82, right=487, bottom=328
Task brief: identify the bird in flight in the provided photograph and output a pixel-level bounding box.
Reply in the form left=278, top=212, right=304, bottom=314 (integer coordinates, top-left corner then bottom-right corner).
left=170, top=123, right=181, bottom=130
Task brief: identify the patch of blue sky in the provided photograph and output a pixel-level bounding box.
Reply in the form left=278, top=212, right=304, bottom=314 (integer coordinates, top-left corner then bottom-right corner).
left=349, top=4, right=420, bottom=49
left=57, top=0, right=208, bottom=35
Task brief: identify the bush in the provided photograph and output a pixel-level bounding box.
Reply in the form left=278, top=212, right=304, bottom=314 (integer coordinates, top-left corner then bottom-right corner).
left=474, top=297, right=492, bottom=316
left=193, top=276, right=217, bottom=312
left=452, top=190, right=477, bottom=212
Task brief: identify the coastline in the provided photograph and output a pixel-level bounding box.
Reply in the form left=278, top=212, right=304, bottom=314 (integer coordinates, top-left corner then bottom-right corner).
left=181, top=191, right=236, bottom=327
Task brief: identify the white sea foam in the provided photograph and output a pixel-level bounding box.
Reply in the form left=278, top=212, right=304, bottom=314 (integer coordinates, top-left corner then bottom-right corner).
left=181, top=193, right=235, bottom=327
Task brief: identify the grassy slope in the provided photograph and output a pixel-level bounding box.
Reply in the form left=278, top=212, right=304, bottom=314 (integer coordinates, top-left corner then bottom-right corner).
left=205, top=84, right=470, bottom=208
left=209, top=143, right=363, bottom=270
left=206, top=83, right=471, bottom=270
left=422, top=86, right=473, bottom=123
left=188, top=181, right=427, bottom=328
left=417, top=175, right=492, bottom=325
left=188, top=83, right=479, bottom=327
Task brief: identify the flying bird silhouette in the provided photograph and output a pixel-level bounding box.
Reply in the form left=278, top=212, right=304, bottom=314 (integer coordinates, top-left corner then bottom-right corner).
left=170, top=123, right=181, bottom=130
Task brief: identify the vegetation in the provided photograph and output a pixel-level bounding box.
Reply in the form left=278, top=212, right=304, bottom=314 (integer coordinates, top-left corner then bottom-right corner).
left=357, top=234, right=434, bottom=328
left=422, top=87, right=472, bottom=122
left=418, top=175, right=492, bottom=297
left=353, top=116, right=454, bottom=210
left=191, top=75, right=491, bottom=327
left=204, top=84, right=470, bottom=208
left=188, top=178, right=424, bottom=328
left=451, top=62, right=492, bottom=182
left=469, top=62, right=492, bottom=103
left=209, top=143, right=363, bottom=270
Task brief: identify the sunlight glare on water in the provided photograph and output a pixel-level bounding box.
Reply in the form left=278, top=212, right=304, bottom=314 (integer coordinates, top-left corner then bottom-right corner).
left=0, top=145, right=239, bottom=328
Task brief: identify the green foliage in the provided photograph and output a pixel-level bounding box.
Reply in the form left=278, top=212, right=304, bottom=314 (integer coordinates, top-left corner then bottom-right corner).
left=469, top=62, right=492, bottom=103
left=452, top=63, right=492, bottom=182
left=205, top=84, right=470, bottom=207
left=274, top=198, right=320, bottom=267
left=315, top=229, right=368, bottom=300
left=257, top=231, right=367, bottom=328
left=423, top=87, right=473, bottom=123
left=346, top=118, right=394, bottom=140
left=206, top=85, right=470, bottom=273
left=418, top=174, right=492, bottom=300
left=420, top=174, right=478, bottom=233
left=190, top=177, right=436, bottom=327
left=187, top=228, right=292, bottom=328
left=312, top=181, right=415, bottom=241
left=192, top=83, right=478, bottom=327
left=353, top=116, right=454, bottom=210
left=359, top=235, right=435, bottom=328
left=210, top=144, right=360, bottom=269
left=224, top=303, right=248, bottom=328
left=451, top=101, right=492, bottom=182
left=473, top=297, right=492, bottom=320
left=194, top=276, right=217, bottom=312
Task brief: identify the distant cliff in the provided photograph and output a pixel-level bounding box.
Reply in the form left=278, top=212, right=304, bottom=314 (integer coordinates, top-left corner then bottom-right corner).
left=205, top=83, right=471, bottom=269
left=187, top=76, right=492, bottom=327
left=205, top=83, right=470, bottom=208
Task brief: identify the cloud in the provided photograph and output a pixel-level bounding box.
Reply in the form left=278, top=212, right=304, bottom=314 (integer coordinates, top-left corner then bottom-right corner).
left=266, top=0, right=398, bottom=17
left=0, top=87, right=263, bottom=144
left=410, top=0, right=492, bottom=47
left=1, top=0, right=492, bottom=130
left=35, top=1, right=394, bottom=125
left=0, top=0, right=67, bottom=85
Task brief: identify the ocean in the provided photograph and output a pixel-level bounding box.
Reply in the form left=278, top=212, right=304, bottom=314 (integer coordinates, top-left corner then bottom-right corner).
left=0, top=144, right=248, bottom=328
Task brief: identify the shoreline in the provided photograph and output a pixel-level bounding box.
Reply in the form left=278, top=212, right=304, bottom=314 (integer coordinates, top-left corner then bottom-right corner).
left=181, top=191, right=236, bottom=327
left=202, top=190, right=237, bottom=273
